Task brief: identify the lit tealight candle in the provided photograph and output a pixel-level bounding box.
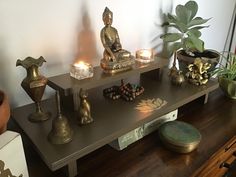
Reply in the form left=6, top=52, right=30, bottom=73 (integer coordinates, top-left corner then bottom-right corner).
left=70, top=61, right=93, bottom=80
left=136, top=49, right=154, bottom=63
left=74, top=62, right=89, bottom=69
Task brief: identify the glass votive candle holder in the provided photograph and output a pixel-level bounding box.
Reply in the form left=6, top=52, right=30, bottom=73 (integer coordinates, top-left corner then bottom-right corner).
left=70, top=61, right=93, bottom=80
left=135, top=49, right=154, bottom=63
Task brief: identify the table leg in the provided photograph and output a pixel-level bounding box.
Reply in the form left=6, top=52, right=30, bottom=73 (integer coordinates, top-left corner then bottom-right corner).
left=68, top=160, right=78, bottom=177
left=73, top=88, right=80, bottom=111
left=204, top=93, right=209, bottom=104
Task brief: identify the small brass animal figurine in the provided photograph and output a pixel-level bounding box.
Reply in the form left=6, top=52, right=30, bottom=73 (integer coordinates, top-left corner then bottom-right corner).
left=186, top=58, right=211, bottom=85
left=78, top=88, right=93, bottom=125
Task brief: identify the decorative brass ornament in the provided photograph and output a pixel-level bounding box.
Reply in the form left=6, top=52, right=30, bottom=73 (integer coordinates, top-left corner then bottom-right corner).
left=186, top=58, right=211, bottom=85
left=16, top=56, right=51, bottom=122
left=171, top=71, right=185, bottom=85
left=169, top=52, right=178, bottom=78
left=48, top=91, right=73, bottom=145
left=135, top=98, right=167, bottom=113
left=78, top=88, right=93, bottom=125
left=169, top=52, right=185, bottom=85
left=100, top=7, right=135, bottom=73
left=0, top=160, right=23, bottom=177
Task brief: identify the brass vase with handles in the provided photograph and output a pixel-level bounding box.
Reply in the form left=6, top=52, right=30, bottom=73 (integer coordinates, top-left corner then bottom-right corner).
left=16, top=56, right=51, bottom=122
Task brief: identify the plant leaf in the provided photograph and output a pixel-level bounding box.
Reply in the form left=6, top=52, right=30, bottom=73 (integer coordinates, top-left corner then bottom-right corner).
left=188, top=17, right=211, bottom=28
left=190, top=26, right=210, bottom=30
left=188, top=28, right=202, bottom=38
left=167, top=14, right=178, bottom=23
left=161, top=22, right=170, bottom=27
left=185, top=1, right=198, bottom=20
left=211, top=52, right=236, bottom=80
left=162, top=24, right=182, bottom=32
left=160, top=33, right=182, bottom=42
left=176, top=5, right=192, bottom=25
left=169, top=42, right=182, bottom=53
left=167, top=13, right=188, bottom=32
left=175, top=21, right=188, bottom=32
left=183, top=38, right=195, bottom=51
left=188, top=34, right=204, bottom=52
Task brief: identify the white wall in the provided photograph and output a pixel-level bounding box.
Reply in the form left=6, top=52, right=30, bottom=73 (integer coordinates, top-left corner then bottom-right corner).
left=230, top=4, right=236, bottom=52
left=0, top=0, right=235, bottom=107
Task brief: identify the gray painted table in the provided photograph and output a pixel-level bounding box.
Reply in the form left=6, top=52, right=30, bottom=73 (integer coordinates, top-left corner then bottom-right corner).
left=12, top=61, right=219, bottom=177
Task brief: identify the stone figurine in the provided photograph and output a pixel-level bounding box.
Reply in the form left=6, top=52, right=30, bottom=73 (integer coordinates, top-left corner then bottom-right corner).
left=100, top=7, right=134, bottom=73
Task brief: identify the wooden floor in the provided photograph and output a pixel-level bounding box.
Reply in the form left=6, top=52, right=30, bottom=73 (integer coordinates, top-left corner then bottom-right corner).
left=9, top=88, right=236, bottom=177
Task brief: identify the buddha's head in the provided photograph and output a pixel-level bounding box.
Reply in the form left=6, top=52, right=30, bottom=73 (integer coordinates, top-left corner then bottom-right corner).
left=103, top=7, right=113, bottom=26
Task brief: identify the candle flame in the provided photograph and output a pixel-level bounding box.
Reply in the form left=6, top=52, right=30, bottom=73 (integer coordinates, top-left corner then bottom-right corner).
left=140, top=49, right=152, bottom=58
left=74, top=61, right=89, bottom=69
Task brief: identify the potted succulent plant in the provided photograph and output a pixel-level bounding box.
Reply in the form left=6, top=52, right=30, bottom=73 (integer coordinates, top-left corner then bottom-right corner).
left=0, top=90, right=10, bottom=134
left=160, top=0, right=220, bottom=73
left=212, top=51, right=236, bottom=99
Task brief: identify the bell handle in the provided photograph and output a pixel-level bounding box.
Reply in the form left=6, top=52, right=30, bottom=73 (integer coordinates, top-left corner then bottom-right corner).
left=56, top=91, right=62, bottom=117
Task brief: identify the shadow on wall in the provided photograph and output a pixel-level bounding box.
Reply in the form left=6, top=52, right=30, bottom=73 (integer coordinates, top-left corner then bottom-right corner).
left=43, top=52, right=65, bottom=76
left=151, top=0, right=173, bottom=58
left=74, top=3, right=99, bottom=66
left=0, top=39, right=30, bottom=108
left=0, top=40, right=10, bottom=93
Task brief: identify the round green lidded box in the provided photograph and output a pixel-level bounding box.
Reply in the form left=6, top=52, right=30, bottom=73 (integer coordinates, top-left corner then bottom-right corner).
left=159, top=121, right=201, bottom=153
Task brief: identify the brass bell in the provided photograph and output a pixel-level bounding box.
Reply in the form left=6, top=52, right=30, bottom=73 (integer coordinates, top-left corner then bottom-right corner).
left=169, top=51, right=178, bottom=77
left=48, top=91, right=73, bottom=144
left=171, top=70, right=185, bottom=85
left=169, top=51, right=185, bottom=86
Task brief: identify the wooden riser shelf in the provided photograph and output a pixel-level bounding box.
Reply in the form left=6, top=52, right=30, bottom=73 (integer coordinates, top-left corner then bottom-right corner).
left=47, top=57, right=168, bottom=96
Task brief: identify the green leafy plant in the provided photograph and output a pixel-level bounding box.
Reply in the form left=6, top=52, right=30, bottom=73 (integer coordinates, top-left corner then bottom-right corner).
left=160, top=0, right=210, bottom=56
left=212, top=52, right=236, bottom=81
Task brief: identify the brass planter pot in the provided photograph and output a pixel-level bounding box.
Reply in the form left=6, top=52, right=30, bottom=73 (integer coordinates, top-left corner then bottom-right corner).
left=219, top=76, right=236, bottom=99
left=177, top=49, right=220, bottom=74
left=0, top=90, right=10, bottom=134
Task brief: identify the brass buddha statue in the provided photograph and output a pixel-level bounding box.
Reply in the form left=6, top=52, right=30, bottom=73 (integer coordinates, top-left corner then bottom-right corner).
left=100, top=7, right=134, bottom=73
